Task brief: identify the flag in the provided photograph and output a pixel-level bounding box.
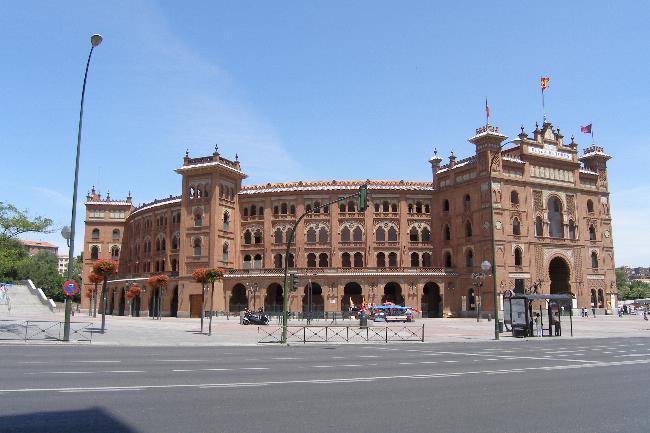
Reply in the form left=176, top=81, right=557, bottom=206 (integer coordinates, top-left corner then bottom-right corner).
left=580, top=124, right=592, bottom=134
left=485, top=98, right=490, bottom=120
left=540, top=76, right=550, bottom=91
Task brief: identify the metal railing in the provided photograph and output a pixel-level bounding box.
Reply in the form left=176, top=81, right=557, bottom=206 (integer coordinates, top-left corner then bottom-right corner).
left=0, top=320, right=93, bottom=342
left=258, top=324, right=424, bottom=344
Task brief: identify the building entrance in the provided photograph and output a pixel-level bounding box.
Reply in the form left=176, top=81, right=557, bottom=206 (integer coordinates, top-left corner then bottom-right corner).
left=264, top=283, right=283, bottom=313
left=229, top=283, right=248, bottom=312
left=421, top=282, right=441, bottom=317
left=342, top=282, right=363, bottom=311
left=549, top=257, right=572, bottom=310
left=382, top=282, right=404, bottom=305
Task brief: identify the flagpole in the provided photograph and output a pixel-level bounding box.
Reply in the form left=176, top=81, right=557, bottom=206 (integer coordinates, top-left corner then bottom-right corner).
left=542, top=88, right=546, bottom=122
left=486, top=97, right=489, bottom=127
left=591, top=123, right=594, bottom=144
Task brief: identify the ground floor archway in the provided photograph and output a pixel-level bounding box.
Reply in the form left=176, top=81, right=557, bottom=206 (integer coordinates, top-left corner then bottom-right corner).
left=131, top=294, right=141, bottom=317
left=118, top=288, right=125, bottom=316
left=421, top=282, right=441, bottom=317
left=302, top=282, right=324, bottom=317
left=382, top=282, right=404, bottom=305
left=229, top=283, right=248, bottom=312
left=170, top=286, right=179, bottom=317
left=342, top=282, right=363, bottom=311
left=550, top=256, right=572, bottom=310
left=264, top=283, right=283, bottom=313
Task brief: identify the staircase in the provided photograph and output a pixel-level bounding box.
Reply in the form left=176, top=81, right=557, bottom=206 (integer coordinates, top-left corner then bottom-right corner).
left=0, top=281, right=56, bottom=317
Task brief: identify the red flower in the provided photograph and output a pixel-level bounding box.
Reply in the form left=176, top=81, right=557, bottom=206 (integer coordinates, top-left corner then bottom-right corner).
left=92, top=259, right=118, bottom=276
left=147, top=274, right=169, bottom=288
left=88, top=271, right=104, bottom=284
left=192, top=268, right=208, bottom=284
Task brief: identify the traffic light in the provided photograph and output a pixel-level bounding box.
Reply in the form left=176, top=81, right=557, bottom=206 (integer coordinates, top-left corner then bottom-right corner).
left=358, top=184, right=368, bottom=212
left=290, top=273, right=299, bottom=292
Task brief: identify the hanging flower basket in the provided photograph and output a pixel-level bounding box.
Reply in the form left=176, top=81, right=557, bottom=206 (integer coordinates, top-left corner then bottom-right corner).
left=148, top=274, right=169, bottom=289
left=128, top=285, right=141, bottom=297
left=192, top=268, right=208, bottom=284
left=85, top=289, right=94, bottom=299
left=88, top=271, right=104, bottom=284
left=92, top=259, right=118, bottom=276
left=205, top=268, right=224, bottom=283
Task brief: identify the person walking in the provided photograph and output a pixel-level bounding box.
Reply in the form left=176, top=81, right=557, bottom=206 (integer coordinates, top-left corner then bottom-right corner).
left=534, top=313, right=543, bottom=337
left=554, top=312, right=562, bottom=336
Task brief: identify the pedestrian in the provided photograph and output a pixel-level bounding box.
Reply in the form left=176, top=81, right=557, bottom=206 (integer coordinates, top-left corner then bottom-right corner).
left=592, top=307, right=596, bottom=318
left=534, top=313, right=543, bottom=337
left=644, top=310, right=648, bottom=321
left=554, top=312, right=561, bottom=336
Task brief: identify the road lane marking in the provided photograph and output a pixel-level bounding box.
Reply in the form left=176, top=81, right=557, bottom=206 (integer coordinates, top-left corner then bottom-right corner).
left=240, top=367, right=269, bottom=370
left=25, top=371, right=94, bottom=375
left=155, top=359, right=208, bottom=362
left=313, top=365, right=334, bottom=368
left=5, top=358, right=650, bottom=394
left=342, top=364, right=362, bottom=367
left=202, top=368, right=232, bottom=371
left=271, top=357, right=301, bottom=360
left=358, top=355, right=379, bottom=358
left=105, top=370, right=143, bottom=373
left=419, top=361, right=437, bottom=364
left=173, top=369, right=194, bottom=372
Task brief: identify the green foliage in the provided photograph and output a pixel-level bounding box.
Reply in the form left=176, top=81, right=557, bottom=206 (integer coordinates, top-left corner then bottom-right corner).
left=0, top=238, right=28, bottom=281
left=616, top=270, right=650, bottom=300
left=0, top=202, right=53, bottom=241
left=17, top=251, right=66, bottom=303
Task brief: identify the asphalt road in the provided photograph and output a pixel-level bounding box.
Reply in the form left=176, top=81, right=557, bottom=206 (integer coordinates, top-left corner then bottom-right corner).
left=1, top=337, right=649, bottom=433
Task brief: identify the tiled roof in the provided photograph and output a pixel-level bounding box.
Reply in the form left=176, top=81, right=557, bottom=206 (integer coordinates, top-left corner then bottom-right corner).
left=239, top=180, right=433, bottom=195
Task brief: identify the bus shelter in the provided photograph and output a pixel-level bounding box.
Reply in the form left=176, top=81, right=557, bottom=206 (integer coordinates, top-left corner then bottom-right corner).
left=504, top=293, right=573, bottom=338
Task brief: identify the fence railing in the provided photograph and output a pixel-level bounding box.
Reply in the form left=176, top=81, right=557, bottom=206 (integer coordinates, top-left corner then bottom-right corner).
left=258, top=324, right=424, bottom=344
left=0, top=320, right=93, bottom=342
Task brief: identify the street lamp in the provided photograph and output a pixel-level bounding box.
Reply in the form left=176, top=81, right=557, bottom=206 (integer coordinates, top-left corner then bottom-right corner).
left=63, top=34, right=103, bottom=342
left=473, top=261, right=491, bottom=323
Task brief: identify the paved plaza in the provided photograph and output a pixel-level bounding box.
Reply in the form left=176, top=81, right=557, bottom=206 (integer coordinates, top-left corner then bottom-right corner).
left=1, top=311, right=649, bottom=346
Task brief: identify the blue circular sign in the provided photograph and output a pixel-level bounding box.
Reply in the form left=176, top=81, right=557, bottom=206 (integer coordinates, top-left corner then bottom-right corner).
left=62, top=280, right=79, bottom=296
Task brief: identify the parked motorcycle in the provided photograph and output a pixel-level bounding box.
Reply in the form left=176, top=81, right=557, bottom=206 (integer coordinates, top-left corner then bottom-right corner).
left=242, top=310, right=270, bottom=325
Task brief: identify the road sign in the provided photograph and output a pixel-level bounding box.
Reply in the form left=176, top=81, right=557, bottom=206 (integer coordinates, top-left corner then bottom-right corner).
left=62, top=280, right=79, bottom=296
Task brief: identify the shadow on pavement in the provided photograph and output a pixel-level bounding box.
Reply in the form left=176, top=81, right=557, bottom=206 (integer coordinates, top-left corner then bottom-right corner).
left=2, top=407, right=140, bottom=433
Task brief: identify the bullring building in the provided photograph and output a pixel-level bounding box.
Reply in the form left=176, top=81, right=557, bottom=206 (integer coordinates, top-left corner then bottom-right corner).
left=81, top=121, right=616, bottom=319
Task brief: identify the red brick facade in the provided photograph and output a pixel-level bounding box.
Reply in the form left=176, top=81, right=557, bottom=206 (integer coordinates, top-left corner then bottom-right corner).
left=82, top=122, right=616, bottom=318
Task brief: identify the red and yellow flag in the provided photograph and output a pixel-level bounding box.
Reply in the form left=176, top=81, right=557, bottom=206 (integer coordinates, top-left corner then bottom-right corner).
left=540, top=76, right=550, bottom=91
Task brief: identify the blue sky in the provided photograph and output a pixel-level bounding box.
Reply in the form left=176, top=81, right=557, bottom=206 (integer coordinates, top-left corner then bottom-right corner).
left=1, top=1, right=649, bottom=265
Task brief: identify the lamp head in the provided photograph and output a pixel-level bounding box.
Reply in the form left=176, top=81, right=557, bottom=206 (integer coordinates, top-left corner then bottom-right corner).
left=480, top=260, right=492, bottom=272
left=61, top=226, right=71, bottom=240
left=90, top=34, right=103, bottom=47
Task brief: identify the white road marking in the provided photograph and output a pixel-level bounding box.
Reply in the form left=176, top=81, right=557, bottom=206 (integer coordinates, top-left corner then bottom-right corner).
left=155, top=359, right=208, bottom=362
left=105, top=370, right=143, bottom=373
left=312, top=365, right=334, bottom=368
left=419, top=361, right=437, bottom=364
left=399, top=362, right=415, bottom=365
left=343, top=364, right=362, bottom=367
left=271, top=357, right=301, bottom=360
left=60, top=388, right=143, bottom=393
left=173, top=369, right=194, bottom=372
left=25, top=371, right=94, bottom=375
left=240, top=367, right=269, bottom=370
left=358, top=355, right=379, bottom=358
left=443, top=360, right=458, bottom=363
left=202, top=368, right=232, bottom=371
left=5, top=359, right=650, bottom=394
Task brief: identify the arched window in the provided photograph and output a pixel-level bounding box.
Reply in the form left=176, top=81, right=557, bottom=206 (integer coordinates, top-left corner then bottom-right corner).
left=341, top=227, right=351, bottom=242
left=287, top=253, right=295, bottom=267
left=112, top=229, right=120, bottom=240
left=424, top=204, right=430, bottom=213
left=156, top=238, right=161, bottom=251
left=548, top=197, right=563, bottom=238
left=421, top=227, right=430, bottom=242
left=318, top=253, right=328, bottom=267
left=510, top=191, right=519, bottom=205
left=407, top=203, right=413, bottom=214
left=273, top=205, right=279, bottom=215
left=274, top=254, right=282, bottom=269
left=535, top=216, right=543, bottom=237
left=318, top=227, right=328, bottom=243
left=171, top=259, right=177, bottom=273
left=243, top=254, right=251, bottom=269
left=422, top=252, right=431, bottom=267
left=253, top=254, right=262, bottom=269
left=514, top=248, right=522, bottom=266
left=222, top=243, right=229, bottom=262
left=442, top=199, right=450, bottom=212
left=223, top=211, right=230, bottom=231
left=347, top=201, right=356, bottom=212
left=387, top=227, right=398, bottom=242
left=250, top=205, right=257, bottom=216
left=92, top=228, right=100, bottom=240
left=374, top=203, right=380, bottom=212
left=377, top=252, right=386, bottom=267
left=281, top=203, right=288, bottom=214
left=306, top=228, right=317, bottom=243
left=243, top=208, right=249, bottom=217
left=376, top=227, right=386, bottom=242
left=353, top=252, right=363, bottom=267
left=91, top=245, right=99, bottom=260
left=597, top=289, right=604, bottom=308
left=339, top=203, right=346, bottom=213
left=567, top=220, right=575, bottom=240
left=259, top=207, right=264, bottom=216
left=464, top=194, right=471, bottom=210
left=193, top=238, right=201, bottom=256
left=307, top=253, right=317, bottom=268
left=253, top=229, right=262, bottom=244
left=388, top=252, right=398, bottom=267
left=290, top=205, right=296, bottom=214
left=286, top=228, right=294, bottom=244
left=415, top=201, right=423, bottom=213
left=342, top=252, right=351, bottom=268
left=589, top=225, right=597, bottom=241
left=382, top=201, right=390, bottom=212
left=410, top=252, right=419, bottom=267
left=465, top=250, right=474, bottom=268
left=587, top=199, right=594, bottom=213
left=172, top=234, right=179, bottom=250
left=513, top=218, right=521, bottom=236
left=410, top=227, right=419, bottom=242
left=305, top=204, right=312, bottom=213
left=465, top=221, right=473, bottom=238
left=274, top=228, right=283, bottom=244
left=244, top=230, right=252, bottom=245
left=444, top=252, right=452, bottom=267
left=444, top=225, right=451, bottom=241
left=194, top=210, right=202, bottom=227
left=352, top=226, right=363, bottom=242
left=591, top=251, right=598, bottom=269
left=391, top=203, right=398, bottom=212
left=161, top=237, right=166, bottom=251
left=313, top=202, right=320, bottom=213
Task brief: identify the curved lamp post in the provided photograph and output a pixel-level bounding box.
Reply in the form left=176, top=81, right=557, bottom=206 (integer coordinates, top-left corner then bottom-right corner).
left=63, top=34, right=103, bottom=341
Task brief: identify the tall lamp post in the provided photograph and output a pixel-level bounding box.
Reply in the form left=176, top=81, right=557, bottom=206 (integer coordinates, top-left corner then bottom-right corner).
left=487, top=138, right=517, bottom=341
left=63, top=34, right=103, bottom=342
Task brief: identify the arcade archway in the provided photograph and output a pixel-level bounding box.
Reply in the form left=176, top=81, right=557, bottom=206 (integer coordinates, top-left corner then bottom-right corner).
left=382, top=282, right=404, bottom=305
left=264, top=283, right=283, bottom=313
left=342, top=282, right=363, bottom=311
left=302, top=282, right=324, bottom=317
left=229, top=283, right=248, bottom=312
left=549, top=256, right=572, bottom=309
left=421, top=282, right=441, bottom=317
left=170, top=286, right=179, bottom=317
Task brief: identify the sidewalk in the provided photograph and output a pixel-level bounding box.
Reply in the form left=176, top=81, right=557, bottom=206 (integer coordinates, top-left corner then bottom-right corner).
left=2, top=311, right=649, bottom=346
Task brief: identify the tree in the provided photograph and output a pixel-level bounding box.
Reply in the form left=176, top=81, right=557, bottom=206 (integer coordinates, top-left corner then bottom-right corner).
left=0, top=237, right=28, bottom=281
left=147, top=274, right=169, bottom=320
left=93, top=259, right=117, bottom=333
left=0, top=202, right=53, bottom=241
left=17, top=251, right=65, bottom=302
left=192, top=268, right=208, bottom=333
left=205, top=268, right=224, bottom=336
